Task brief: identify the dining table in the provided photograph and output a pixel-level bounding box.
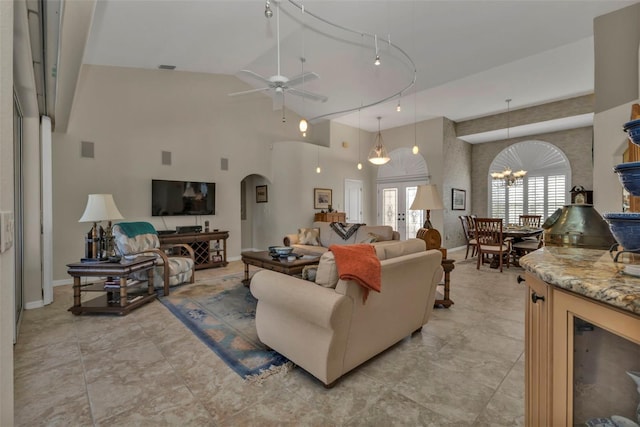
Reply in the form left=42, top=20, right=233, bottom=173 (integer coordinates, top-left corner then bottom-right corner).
left=488, top=226, right=544, bottom=268
left=503, top=226, right=544, bottom=240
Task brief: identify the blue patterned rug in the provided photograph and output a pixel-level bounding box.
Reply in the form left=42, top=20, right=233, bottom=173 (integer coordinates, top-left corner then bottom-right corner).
left=159, top=273, right=291, bottom=380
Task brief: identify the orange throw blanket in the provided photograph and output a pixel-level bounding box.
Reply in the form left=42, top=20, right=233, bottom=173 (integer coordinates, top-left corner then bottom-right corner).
left=329, top=244, right=381, bottom=303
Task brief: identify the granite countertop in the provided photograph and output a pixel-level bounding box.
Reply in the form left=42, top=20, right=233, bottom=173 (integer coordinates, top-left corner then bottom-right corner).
left=519, top=247, right=640, bottom=315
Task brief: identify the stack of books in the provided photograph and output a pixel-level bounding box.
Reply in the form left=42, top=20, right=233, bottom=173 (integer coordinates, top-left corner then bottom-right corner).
left=103, top=278, right=137, bottom=289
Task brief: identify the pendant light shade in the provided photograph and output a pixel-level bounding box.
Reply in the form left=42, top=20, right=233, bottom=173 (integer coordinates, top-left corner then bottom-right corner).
left=299, top=118, right=308, bottom=133
left=368, top=117, right=390, bottom=165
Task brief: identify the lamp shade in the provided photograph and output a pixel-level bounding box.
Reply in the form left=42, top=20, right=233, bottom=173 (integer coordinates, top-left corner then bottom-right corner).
left=409, top=185, right=444, bottom=211
left=78, top=194, right=124, bottom=223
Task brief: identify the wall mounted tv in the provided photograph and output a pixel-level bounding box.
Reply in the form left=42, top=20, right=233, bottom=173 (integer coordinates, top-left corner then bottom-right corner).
left=152, top=179, right=215, bottom=216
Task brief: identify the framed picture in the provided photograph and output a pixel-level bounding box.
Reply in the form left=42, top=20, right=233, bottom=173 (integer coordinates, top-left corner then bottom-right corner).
left=452, top=188, right=466, bottom=210
left=256, top=185, right=268, bottom=203
left=314, top=188, right=332, bottom=209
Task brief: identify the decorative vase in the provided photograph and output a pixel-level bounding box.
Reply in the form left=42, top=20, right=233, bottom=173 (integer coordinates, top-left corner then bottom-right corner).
left=627, top=371, right=640, bottom=424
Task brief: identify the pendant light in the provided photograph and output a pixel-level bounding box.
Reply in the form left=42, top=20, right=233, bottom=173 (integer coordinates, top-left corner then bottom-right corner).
left=411, top=3, right=419, bottom=155
left=316, top=146, right=321, bottom=173
left=357, top=107, right=363, bottom=170
left=368, top=117, right=390, bottom=165
left=298, top=9, right=308, bottom=137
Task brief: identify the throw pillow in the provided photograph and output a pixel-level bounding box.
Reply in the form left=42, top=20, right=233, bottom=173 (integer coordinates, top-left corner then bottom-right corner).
left=359, top=232, right=379, bottom=244
left=301, top=265, right=318, bottom=281
left=298, top=228, right=321, bottom=246
left=315, top=251, right=339, bottom=288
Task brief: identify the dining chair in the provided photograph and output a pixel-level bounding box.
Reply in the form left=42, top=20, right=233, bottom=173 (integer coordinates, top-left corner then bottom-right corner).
left=474, top=217, right=511, bottom=272
left=519, top=215, right=542, bottom=228
left=458, top=215, right=477, bottom=259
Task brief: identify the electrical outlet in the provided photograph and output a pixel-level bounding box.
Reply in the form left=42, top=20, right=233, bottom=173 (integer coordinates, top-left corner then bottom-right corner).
left=0, top=211, right=14, bottom=253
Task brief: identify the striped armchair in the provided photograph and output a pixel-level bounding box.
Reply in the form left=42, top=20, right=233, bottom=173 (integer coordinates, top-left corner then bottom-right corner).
left=112, top=222, right=195, bottom=296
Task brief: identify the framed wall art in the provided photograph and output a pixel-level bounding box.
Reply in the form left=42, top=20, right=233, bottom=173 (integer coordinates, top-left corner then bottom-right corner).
left=256, top=185, right=268, bottom=203
left=314, top=188, right=332, bottom=209
left=452, top=188, right=466, bottom=210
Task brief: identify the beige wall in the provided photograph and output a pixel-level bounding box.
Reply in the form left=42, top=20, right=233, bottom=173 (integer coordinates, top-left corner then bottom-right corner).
left=471, top=127, right=594, bottom=217
left=594, top=3, right=640, bottom=113
left=443, top=118, right=472, bottom=248
left=0, top=0, right=14, bottom=423
left=593, top=2, right=640, bottom=214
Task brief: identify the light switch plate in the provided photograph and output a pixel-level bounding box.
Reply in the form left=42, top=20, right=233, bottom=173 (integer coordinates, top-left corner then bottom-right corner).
left=0, top=211, right=14, bottom=253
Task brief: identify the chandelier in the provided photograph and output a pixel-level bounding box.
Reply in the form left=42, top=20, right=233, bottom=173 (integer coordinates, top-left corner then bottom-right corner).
left=491, top=167, right=527, bottom=186
left=368, top=117, right=390, bottom=165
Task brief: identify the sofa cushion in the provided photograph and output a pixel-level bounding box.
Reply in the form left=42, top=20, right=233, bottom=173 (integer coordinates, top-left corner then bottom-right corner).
left=315, top=251, right=339, bottom=288
left=298, top=227, right=321, bottom=246
left=373, top=239, right=426, bottom=260
left=359, top=233, right=378, bottom=244
left=354, top=225, right=394, bottom=242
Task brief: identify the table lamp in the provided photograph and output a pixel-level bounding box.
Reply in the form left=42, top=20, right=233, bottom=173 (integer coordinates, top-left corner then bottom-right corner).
left=78, top=194, right=124, bottom=262
left=410, top=184, right=444, bottom=250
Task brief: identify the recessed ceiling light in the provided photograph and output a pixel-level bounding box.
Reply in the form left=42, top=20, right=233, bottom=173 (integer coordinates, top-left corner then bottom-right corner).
left=158, top=65, right=176, bottom=70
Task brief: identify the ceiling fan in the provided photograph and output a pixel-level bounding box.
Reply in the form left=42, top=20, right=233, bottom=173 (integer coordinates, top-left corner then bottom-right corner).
left=228, top=0, right=328, bottom=103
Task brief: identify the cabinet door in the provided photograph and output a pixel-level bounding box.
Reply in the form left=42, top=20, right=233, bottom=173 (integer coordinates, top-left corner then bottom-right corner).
left=551, top=289, right=640, bottom=425
left=524, top=272, right=552, bottom=427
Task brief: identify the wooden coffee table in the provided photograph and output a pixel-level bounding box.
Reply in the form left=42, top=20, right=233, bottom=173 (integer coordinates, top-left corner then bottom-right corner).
left=241, top=251, right=321, bottom=285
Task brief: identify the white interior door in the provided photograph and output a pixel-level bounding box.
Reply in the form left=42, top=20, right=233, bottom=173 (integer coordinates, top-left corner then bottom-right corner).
left=377, top=182, right=424, bottom=240
left=344, top=179, right=363, bottom=223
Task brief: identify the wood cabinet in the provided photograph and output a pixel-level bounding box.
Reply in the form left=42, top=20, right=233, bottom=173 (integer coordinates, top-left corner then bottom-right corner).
left=524, top=272, right=640, bottom=426
left=314, top=212, right=346, bottom=222
left=523, top=272, right=553, bottom=426
left=159, top=230, right=229, bottom=269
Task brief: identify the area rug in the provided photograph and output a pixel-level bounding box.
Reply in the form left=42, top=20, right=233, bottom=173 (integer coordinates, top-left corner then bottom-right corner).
left=158, top=273, right=292, bottom=381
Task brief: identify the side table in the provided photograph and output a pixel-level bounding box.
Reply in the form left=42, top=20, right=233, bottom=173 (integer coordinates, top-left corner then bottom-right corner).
left=435, top=258, right=455, bottom=308
left=67, top=256, right=157, bottom=315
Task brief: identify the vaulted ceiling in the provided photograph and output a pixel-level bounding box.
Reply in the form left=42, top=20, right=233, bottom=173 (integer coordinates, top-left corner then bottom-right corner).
left=47, top=0, right=637, bottom=135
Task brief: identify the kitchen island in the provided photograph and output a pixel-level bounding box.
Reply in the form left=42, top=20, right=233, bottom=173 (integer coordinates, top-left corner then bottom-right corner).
left=519, top=247, right=640, bottom=427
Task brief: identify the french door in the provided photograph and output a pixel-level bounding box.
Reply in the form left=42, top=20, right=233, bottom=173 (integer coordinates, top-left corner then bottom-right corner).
left=377, top=182, right=424, bottom=240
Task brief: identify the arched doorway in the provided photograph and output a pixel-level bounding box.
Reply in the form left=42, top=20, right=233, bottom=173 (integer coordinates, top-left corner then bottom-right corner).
left=376, top=148, right=430, bottom=239
left=240, top=173, right=271, bottom=251
left=488, top=140, right=571, bottom=223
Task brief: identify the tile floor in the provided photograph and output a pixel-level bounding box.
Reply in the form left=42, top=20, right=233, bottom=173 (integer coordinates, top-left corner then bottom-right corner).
left=14, top=249, right=526, bottom=426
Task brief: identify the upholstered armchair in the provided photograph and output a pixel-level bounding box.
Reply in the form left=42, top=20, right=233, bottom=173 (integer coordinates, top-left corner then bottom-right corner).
left=112, top=222, right=195, bottom=296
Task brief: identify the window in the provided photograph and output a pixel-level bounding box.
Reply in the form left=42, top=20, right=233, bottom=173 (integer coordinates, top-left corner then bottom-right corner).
left=489, top=141, right=570, bottom=222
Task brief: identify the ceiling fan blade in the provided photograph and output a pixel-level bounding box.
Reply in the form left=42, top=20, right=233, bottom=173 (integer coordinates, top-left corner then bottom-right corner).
left=287, top=87, right=328, bottom=103
left=286, top=72, right=320, bottom=87
left=228, top=87, right=271, bottom=97
left=238, top=70, right=271, bottom=85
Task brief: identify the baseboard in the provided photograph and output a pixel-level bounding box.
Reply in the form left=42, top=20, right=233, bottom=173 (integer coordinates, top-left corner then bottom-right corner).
left=53, top=278, right=73, bottom=287
left=447, top=246, right=466, bottom=253
left=25, top=300, right=44, bottom=310
left=228, top=255, right=241, bottom=262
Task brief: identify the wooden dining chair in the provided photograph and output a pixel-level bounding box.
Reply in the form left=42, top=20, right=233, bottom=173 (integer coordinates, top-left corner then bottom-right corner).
left=519, top=215, right=542, bottom=228
left=458, top=215, right=477, bottom=259
left=513, top=215, right=544, bottom=257
left=474, top=217, right=511, bottom=272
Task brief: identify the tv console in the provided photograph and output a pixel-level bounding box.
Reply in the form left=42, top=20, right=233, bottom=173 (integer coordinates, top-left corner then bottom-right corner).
left=159, top=230, right=228, bottom=270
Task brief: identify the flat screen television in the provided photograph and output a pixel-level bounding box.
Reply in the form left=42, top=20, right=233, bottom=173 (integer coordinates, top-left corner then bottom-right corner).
left=152, top=179, right=215, bottom=216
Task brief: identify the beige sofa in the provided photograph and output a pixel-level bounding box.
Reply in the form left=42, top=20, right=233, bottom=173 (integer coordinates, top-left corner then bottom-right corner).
left=250, top=239, right=443, bottom=387
left=283, top=221, right=400, bottom=255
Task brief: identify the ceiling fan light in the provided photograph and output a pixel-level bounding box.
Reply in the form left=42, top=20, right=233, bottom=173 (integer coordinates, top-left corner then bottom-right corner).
left=299, top=118, right=308, bottom=132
